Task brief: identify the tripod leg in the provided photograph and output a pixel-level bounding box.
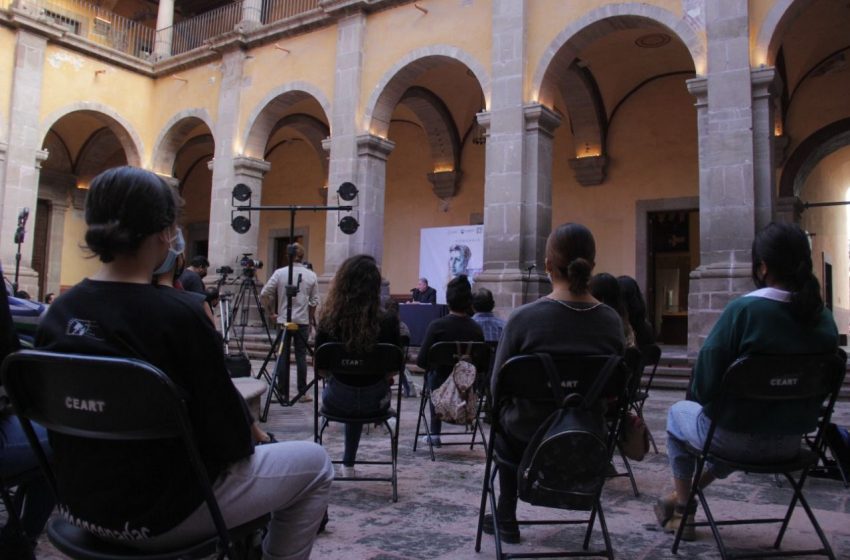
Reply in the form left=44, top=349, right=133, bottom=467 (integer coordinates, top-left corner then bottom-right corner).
left=260, top=328, right=287, bottom=422
left=249, top=281, right=275, bottom=347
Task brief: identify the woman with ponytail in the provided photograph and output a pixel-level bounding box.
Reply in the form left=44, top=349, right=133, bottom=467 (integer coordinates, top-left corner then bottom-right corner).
left=485, top=223, right=625, bottom=543
left=656, top=222, right=839, bottom=541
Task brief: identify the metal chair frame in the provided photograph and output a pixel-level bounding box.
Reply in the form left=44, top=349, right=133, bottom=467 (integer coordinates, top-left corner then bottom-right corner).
left=313, top=342, right=406, bottom=502
left=0, top=468, right=41, bottom=560
left=474, top=353, right=632, bottom=560
left=413, top=341, right=492, bottom=461
left=671, top=352, right=847, bottom=560
left=627, top=344, right=661, bottom=453
left=1, top=350, right=268, bottom=560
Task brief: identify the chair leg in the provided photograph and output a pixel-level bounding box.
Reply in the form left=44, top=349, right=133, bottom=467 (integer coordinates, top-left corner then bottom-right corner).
left=596, top=501, right=614, bottom=560
left=619, top=449, right=639, bottom=497
left=583, top=505, right=597, bottom=550
left=475, top=442, right=496, bottom=552
left=390, top=419, right=399, bottom=503
left=488, top=465, right=505, bottom=560
left=775, top=472, right=836, bottom=559
left=672, top=454, right=707, bottom=555
left=413, top=391, right=436, bottom=461
left=0, top=485, right=34, bottom=560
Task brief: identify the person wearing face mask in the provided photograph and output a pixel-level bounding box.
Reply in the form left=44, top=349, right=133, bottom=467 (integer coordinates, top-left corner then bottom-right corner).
left=35, top=166, right=333, bottom=559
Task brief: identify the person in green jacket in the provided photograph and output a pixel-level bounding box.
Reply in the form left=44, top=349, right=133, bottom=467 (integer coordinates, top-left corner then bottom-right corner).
left=655, top=222, right=839, bottom=540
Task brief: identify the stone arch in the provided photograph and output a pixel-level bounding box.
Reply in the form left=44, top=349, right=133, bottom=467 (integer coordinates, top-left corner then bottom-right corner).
left=264, top=114, right=330, bottom=178
left=243, top=81, right=332, bottom=159
left=76, top=128, right=129, bottom=179
left=399, top=86, right=460, bottom=173
left=151, top=108, right=215, bottom=175
left=363, top=45, right=490, bottom=138
left=532, top=3, right=704, bottom=108
left=755, top=0, right=817, bottom=67
left=40, top=102, right=143, bottom=167
left=779, top=117, right=850, bottom=198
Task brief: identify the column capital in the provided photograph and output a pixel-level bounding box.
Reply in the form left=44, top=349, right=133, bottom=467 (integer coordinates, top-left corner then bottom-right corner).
left=35, top=149, right=49, bottom=168
left=686, top=76, right=708, bottom=105
left=233, top=156, right=271, bottom=178
left=523, top=104, right=561, bottom=137
left=356, top=133, right=395, bottom=160
left=751, top=66, right=781, bottom=99
left=476, top=111, right=492, bottom=131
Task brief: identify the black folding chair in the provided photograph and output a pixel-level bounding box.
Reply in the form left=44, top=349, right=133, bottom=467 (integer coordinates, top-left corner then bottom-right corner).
left=475, top=353, right=632, bottom=560
left=608, top=346, right=643, bottom=496
left=671, top=351, right=847, bottom=560
left=0, top=468, right=42, bottom=560
left=313, top=342, right=405, bottom=502
left=413, top=341, right=491, bottom=461
left=1, top=350, right=268, bottom=560
left=628, top=344, right=661, bottom=453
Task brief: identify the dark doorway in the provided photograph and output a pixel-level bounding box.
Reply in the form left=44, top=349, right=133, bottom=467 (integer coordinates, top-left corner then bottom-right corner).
left=274, top=235, right=304, bottom=269
left=647, top=209, right=699, bottom=345
left=32, top=199, right=51, bottom=300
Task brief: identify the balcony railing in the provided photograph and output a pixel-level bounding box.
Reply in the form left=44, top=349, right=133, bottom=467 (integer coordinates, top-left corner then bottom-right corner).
left=158, top=1, right=243, bottom=57
left=11, top=0, right=156, bottom=59
left=262, top=0, right=319, bottom=25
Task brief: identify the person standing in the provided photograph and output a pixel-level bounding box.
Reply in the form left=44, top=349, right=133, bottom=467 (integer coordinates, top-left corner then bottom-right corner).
left=261, top=243, right=319, bottom=402
left=178, top=256, right=209, bottom=294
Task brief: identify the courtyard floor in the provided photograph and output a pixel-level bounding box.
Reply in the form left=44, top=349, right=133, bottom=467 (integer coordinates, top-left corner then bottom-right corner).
left=24, top=364, right=850, bottom=559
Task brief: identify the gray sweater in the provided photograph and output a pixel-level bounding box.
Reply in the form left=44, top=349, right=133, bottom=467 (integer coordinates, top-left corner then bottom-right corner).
left=492, top=297, right=626, bottom=442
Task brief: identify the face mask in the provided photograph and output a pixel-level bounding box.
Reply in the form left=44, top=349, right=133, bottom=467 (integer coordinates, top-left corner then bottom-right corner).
left=153, top=227, right=185, bottom=276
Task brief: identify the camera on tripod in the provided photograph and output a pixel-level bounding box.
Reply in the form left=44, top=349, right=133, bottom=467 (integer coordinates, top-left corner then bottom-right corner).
left=216, top=265, right=234, bottom=276
left=239, top=253, right=263, bottom=277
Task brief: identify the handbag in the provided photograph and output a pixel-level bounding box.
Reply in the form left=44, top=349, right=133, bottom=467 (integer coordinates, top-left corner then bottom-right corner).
left=619, top=412, right=650, bottom=461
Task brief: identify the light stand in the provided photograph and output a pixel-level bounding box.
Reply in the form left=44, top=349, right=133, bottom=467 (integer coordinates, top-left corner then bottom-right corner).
left=12, top=208, right=29, bottom=294
left=230, top=182, right=359, bottom=420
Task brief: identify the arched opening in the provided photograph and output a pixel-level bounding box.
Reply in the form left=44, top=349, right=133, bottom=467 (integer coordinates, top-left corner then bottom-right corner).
left=539, top=14, right=699, bottom=343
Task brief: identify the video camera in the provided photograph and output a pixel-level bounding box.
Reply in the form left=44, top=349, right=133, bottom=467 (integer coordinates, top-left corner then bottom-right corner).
left=216, top=265, right=234, bottom=276
left=239, top=253, right=263, bottom=278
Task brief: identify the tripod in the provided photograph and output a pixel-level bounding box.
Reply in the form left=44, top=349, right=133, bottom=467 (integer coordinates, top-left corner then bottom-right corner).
left=12, top=208, right=29, bottom=294
left=258, top=250, right=318, bottom=421
left=224, top=267, right=274, bottom=354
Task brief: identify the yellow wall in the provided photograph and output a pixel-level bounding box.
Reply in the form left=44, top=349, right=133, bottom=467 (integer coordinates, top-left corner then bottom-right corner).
left=526, top=0, right=685, bottom=97
left=256, top=139, right=327, bottom=280
left=238, top=25, right=337, bottom=149
left=784, top=69, right=850, bottom=154
left=382, top=120, right=485, bottom=295
left=0, top=27, right=14, bottom=142
left=181, top=159, right=212, bottom=225
left=552, top=76, right=698, bottom=277
left=40, top=44, right=154, bottom=155
left=360, top=0, right=491, bottom=123
left=800, top=145, right=850, bottom=335
left=59, top=204, right=99, bottom=288
left=748, top=0, right=775, bottom=66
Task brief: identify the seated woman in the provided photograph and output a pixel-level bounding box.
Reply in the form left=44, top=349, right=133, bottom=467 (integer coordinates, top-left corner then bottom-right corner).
left=656, top=222, right=839, bottom=540
left=590, top=272, right=635, bottom=348
left=316, top=254, right=401, bottom=477
left=487, top=223, right=625, bottom=543
left=35, top=166, right=333, bottom=558
left=416, top=275, right=484, bottom=447
left=617, top=275, right=655, bottom=347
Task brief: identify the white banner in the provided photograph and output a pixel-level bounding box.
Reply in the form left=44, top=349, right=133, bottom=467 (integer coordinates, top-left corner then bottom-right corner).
left=419, top=225, right=484, bottom=304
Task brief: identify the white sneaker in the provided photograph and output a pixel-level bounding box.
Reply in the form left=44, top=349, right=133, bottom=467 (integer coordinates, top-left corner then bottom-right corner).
left=340, top=465, right=357, bottom=478
left=419, top=435, right=441, bottom=448
left=386, top=418, right=397, bottom=433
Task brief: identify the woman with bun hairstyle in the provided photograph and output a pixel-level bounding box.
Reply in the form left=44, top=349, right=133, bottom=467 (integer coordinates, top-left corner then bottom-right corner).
left=35, top=166, right=332, bottom=559
left=486, top=223, right=625, bottom=543
left=655, top=222, right=839, bottom=541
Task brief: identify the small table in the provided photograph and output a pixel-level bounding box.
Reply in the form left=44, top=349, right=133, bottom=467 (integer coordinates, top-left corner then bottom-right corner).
left=400, top=303, right=448, bottom=346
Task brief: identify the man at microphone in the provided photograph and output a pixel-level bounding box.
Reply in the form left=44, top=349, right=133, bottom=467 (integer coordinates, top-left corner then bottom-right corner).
left=261, top=243, right=318, bottom=402
left=410, top=278, right=437, bottom=304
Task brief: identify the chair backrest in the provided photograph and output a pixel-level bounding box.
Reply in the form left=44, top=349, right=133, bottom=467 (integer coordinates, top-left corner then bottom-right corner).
left=0, top=349, right=233, bottom=551
left=495, top=353, right=631, bottom=405
left=314, top=342, right=405, bottom=378
left=425, top=341, right=491, bottom=374
left=710, top=351, right=847, bottom=434
left=638, top=343, right=662, bottom=389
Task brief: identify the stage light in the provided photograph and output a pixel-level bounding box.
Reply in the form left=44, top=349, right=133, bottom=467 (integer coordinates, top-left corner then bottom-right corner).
left=337, top=182, right=358, bottom=201
left=232, top=215, right=251, bottom=233
left=338, top=216, right=359, bottom=235
left=232, top=183, right=252, bottom=202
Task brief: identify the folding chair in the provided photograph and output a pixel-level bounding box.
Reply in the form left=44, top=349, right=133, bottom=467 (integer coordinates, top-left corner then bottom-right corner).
left=628, top=344, right=661, bottom=453
left=608, top=346, right=643, bottom=497
left=1, top=350, right=268, bottom=560
left=313, top=342, right=405, bottom=502
left=672, top=351, right=847, bottom=560
left=0, top=468, right=42, bottom=560
left=475, top=353, right=632, bottom=560
left=413, top=341, right=491, bottom=461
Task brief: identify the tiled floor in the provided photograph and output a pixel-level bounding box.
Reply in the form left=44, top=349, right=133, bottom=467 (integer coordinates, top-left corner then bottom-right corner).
left=18, top=364, right=850, bottom=559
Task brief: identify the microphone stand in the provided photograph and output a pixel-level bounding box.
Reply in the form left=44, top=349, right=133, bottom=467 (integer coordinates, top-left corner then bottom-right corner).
left=523, top=264, right=535, bottom=302
left=13, top=209, right=29, bottom=294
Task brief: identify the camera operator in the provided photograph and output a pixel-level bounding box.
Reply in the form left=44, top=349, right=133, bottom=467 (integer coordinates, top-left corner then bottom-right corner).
left=178, top=255, right=209, bottom=294
left=260, top=243, right=318, bottom=402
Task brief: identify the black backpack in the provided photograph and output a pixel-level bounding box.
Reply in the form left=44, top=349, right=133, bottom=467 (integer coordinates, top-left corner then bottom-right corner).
left=517, top=354, right=621, bottom=511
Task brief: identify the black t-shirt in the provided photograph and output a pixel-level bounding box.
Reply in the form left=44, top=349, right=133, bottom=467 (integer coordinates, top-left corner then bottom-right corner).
left=178, top=269, right=205, bottom=294
left=35, top=279, right=253, bottom=539
left=416, top=313, right=484, bottom=379
left=315, top=313, right=401, bottom=386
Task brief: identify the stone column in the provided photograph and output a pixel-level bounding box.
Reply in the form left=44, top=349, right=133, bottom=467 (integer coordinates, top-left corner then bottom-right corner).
left=1, top=31, right=47, bottom=295
left=154, top=0, right=175, bottom=59
left=240, top=0, right=263, bottom=30
left=475, top=0, right=537, bottom=311
left=208, top=50, right=255, bottom=275
left=351, top=133, right=394, bottom=262
left=45, top=200, right=69, bottom=296
left=323, top=11, right=367, bottom=283
left=686, top=0, right=758, bottom=356
left=751, top=67, right=780, bottom=229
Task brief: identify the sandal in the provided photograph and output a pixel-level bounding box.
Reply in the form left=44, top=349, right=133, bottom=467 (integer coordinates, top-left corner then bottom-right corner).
left=654, top=497, right=696, bottom=541
left=258, top=432, right=278, bottom=445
